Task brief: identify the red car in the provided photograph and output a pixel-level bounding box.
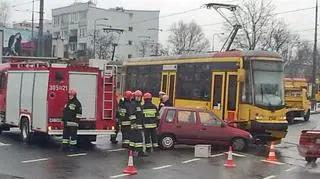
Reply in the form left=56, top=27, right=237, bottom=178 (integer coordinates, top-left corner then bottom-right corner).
left=157, top=107, right=253, bottom=151
left=298, top=129, right=320, bottom=163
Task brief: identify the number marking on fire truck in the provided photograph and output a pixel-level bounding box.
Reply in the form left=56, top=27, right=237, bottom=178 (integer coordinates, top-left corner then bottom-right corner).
left=49, top=85, right=68, bottom=91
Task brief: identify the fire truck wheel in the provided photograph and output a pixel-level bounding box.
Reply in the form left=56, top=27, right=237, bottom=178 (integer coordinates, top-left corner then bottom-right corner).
left=286, top=112, right=294, bottom=124
left=304, top=110, right=310, bottom=122
left=20, top=118, right=31, bottom=144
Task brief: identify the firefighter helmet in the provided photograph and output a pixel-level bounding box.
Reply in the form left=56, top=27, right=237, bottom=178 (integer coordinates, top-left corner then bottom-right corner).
left=68, top=88, right=77, bottom=96
left=143, top=92, right=152, bottom=100
left=134, top=90, right=143, bottom=97
left=124, top=90, right=133, bottom=99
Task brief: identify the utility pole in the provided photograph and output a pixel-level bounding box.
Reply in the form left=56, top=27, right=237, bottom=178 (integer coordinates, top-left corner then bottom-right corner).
left=38, top=0, right=44, bottom=57
left=312, top=0, right=318, bottom=99
left=31, top=0, right=35, bottom=56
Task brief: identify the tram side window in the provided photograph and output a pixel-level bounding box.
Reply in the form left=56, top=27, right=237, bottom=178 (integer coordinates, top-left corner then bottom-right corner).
left=126, top=66, right=161, bottom=97
left=176, top=64, right=210, bottom=101
left=227, top=75, right=237, bottom=111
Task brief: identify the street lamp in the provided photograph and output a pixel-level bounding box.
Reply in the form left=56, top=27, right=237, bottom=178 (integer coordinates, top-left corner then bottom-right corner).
left=93, top=18, right=108, bottom=58
left=212, top=33, right=224, bottom=52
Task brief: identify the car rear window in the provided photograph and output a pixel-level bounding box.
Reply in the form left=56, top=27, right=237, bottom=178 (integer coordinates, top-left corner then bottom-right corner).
left=165, top=109, right=175, bottom=123
left=178, top=111, right=196, bottom=124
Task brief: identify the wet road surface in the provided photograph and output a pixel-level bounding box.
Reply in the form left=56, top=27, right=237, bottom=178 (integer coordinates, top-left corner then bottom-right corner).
left=0, top=115, right=320, bottom=179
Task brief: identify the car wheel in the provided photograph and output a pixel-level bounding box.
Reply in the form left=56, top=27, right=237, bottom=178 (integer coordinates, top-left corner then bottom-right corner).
left=159, top=135, right=175, bottom=150
left=305, top=157, right=317, bottom=163
left=304, top=110, right=310, bottom=122
left=20, top=119, right=31, bottom=144
left=231, top=138, right=247, bottom=152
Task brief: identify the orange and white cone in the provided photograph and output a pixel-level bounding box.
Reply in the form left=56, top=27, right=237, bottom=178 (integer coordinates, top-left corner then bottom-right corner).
left=224, top=146, right=236, bottom=168
left=123, top=150, right=138, bottom=175
left=266, top=142, right=277, bottom=162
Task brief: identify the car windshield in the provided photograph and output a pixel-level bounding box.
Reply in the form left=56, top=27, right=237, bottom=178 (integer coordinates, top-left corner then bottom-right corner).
left=252, top=61, right=285, bottom=107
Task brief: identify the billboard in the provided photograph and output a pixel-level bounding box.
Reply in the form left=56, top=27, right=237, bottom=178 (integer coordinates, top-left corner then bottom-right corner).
left=1, top=28, right=35, bottom=56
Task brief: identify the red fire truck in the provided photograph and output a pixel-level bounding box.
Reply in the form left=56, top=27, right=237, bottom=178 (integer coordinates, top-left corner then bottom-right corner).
left=0, top=56, right=117, bottom=143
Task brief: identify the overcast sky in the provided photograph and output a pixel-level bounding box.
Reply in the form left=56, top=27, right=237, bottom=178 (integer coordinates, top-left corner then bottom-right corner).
left=7, top=0, right=317, bottom=48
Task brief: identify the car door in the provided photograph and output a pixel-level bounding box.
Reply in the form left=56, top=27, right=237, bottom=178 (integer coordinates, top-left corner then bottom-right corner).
left=198, top=111, right=229, bottom=145
left=174, top=110, right=198, bottom=143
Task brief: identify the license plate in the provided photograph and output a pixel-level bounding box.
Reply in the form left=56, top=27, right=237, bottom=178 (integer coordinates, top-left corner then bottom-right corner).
left=316, top=139, right=320, bottom=144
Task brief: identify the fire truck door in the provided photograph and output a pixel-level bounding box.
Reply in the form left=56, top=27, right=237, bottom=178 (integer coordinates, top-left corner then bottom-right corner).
left=32, top=72, right=49, bottom=131
left=69, top=73, right=97, bottom=120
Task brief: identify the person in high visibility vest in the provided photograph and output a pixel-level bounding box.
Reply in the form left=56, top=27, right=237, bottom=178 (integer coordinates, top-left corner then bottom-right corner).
left=118, top=91, right=134, bottom=148
left=142, top=92, right=160, bottom=152
left=110, top=97, right=124, bottom=144
left=130, top=90, right=147, bottom=156
left=61, top=88, right=82, bottom=152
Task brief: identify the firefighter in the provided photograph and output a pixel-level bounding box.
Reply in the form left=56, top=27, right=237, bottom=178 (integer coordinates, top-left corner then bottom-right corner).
left=162, top=95, right=173, bottom=107
left=119, top=91, right=133, bottom=148
left=158, top=91, right=166, bottom=109
left=142, top=92, right=160, bottom=152
left=130, top=90, right=147, bottom=156
left=61, top=88, right=82, bottom=152
left=110, top=97, right=124, bottom=144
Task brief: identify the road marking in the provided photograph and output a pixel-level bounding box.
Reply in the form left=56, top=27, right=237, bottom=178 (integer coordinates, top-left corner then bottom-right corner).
left=0, top=141, right=11, bottom=146
left=21, top=158, right=50, bottom=163
left=110, top=174, right=129, bottom=179
left=224, top=152, right=246, bottom=157
left=107, top=148, right=126, bottom=152
left=209, top=153, right=225, bottom=158
left=261, top=160, right=285, bottom=165
left=181, top=158, right=201, bottom=164
left=285, top=166, right=296, bottom=172
left=152, top=165, right=172, bottom=170
left=263, top=175, right=276, bottom=179
left=67, top=153, right=87, bottom=157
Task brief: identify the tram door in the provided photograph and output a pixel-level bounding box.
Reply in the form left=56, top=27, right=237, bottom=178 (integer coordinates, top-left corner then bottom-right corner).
left=161, top=71, right=176, bottom=105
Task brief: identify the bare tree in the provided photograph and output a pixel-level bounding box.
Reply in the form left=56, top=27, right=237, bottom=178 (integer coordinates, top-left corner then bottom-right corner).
left=0, top=1, right=9, bottom=26
left=89, top=30, right=117, bottom=59
left=168, top=20, right=210, bottom=55
left=285, top=41, right=313, bottom=78
left=149, top=43, right=169, bottom=56
left=261, top=19, right=297, bottom=52
left=135, top=40, right=150, bottom=57
left=225, top=0, right=274, bottom=50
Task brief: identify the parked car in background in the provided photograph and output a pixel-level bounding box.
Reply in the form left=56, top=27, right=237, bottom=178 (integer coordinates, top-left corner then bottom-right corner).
left=298, top=127, right=320, bottom=163
left=157, top=107, right=253, bottom=152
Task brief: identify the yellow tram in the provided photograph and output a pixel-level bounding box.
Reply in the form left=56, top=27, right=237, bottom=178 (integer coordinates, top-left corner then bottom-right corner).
left=122, top=50, right=288, bottom=143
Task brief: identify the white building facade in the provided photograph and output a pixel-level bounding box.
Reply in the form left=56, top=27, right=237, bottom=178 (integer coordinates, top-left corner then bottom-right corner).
left=51, top=1, right=160, bottom=60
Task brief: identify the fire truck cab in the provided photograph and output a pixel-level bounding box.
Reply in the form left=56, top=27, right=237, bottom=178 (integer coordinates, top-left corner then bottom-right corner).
left=0, top=57, right=117, bottom=143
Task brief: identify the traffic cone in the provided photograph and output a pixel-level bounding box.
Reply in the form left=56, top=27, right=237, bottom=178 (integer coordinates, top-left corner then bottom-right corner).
left=123, top=150, right=138, bottom=175
left=266, top=142, right=277, bottom=162
left=224, top=146, right=236, bottom=168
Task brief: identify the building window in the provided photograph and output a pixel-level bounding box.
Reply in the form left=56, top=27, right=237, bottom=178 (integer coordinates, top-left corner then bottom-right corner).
left=128, top=40, right=133, bottom=45
left=128, top=26, right=133, bottom=32
left=128, top=54, right=132, bottom=58
left=69, top=43, right=77, bottom=51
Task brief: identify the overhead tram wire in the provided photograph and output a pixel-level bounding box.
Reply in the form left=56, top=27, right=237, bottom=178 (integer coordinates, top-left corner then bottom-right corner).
left=11, top=0, right=39, bottom=7
left=159, top=6, right=320, bottom=32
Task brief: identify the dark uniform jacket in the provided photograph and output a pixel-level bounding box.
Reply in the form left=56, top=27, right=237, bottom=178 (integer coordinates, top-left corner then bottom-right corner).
left=132, top=100, right=144, bottom=130
left=142, top=100, right=159, bottom=129
left=62, top=97, right=82, bottom=126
